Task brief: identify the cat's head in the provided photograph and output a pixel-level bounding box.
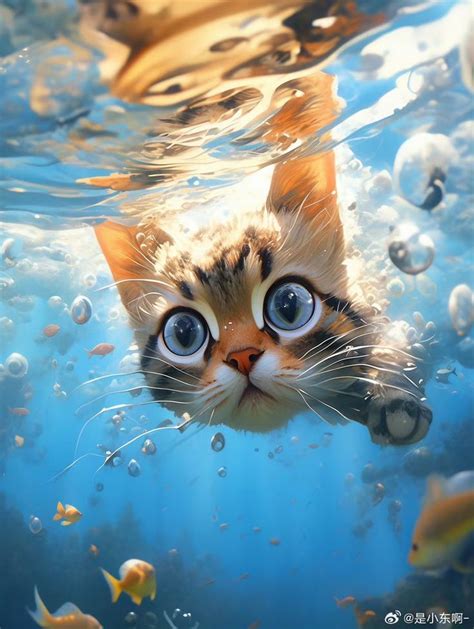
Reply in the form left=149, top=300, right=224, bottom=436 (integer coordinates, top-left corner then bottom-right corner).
left=96, top=152, right=371, bottom=432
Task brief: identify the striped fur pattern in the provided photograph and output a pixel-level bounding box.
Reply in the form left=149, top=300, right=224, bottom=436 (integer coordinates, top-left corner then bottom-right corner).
left=95, top=179, right=432, bottom=443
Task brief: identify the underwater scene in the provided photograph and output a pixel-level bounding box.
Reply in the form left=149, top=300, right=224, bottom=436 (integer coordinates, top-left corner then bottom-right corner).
left=0, top=1, right=473, bottom=628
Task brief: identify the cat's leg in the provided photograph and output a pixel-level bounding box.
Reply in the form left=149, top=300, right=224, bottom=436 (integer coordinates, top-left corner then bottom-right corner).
left=339, top=351, right=433, bottom=446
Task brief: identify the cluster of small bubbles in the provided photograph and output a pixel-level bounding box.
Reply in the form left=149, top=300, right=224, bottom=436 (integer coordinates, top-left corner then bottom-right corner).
left=70, top=295, right=92, bottom=325
left=393, top=133, right=457, bottom=210
left=388, top=224, right=435, bottom=275
left=82, top=273, right=97, bottom=288
left=406, top=326, right=418, bottom=343
left=124, top=611, right=138, bottom=624
left=95, top=482, right=104, bottom=492
left=448, top=284, right=474, bottom=336
left=141, top=438, right=156, bottom=455
left=48, top=295, right=63, bottom=309
left=128, top=458, right=141, bottom=477
left=387, top=278, right=405, bottom=297
left=210, top=432, right=225, bottom=452
left=217, top=466, right=227, bottom=477
left=29, top=515, right=43, bottom=535
left=5, top=352, right=28, bottom=378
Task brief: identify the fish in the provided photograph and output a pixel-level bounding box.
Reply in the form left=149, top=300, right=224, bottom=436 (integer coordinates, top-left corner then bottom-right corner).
left=89, top=544, right=100, bottom=557
left=9, top=407, right=30, bottom=416
left=86, top=343, right=115, bottom=357
left=43, top=324, right=60, bottom=337
left=101, top=559, right=156, bottom=605
left=53, top=501, right=83, bottom=526
left=408, top=473, right=474, bottom=572
left=269, top=537, right=281, bottom=546
left=248, top=622, right=261, bottom=629
left=28, top=586, right=102, bottom=628
left=435, top=366, right=457, bottom=384
left=335, top=596, right=357, bottom=608
left=354, top=608, right=376, bottom=626
left=308, top=443, right=319, bottom=449
left=14, top=435, right=25, bottom=448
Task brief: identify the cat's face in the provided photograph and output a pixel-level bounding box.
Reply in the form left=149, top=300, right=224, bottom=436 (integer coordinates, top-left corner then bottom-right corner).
left=96, top=155, right=372, bottom=432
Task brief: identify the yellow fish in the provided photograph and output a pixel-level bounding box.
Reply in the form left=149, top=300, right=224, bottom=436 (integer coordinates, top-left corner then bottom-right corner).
left=101, top=559, right=156, bottom=605
left=409, top=473, right=474, bottom=572
left=53, top=501, right=82, bottom=526
left=28, top=587, right=102, bottom=628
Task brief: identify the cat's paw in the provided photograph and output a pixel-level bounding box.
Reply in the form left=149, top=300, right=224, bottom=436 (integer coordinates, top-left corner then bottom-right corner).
left=366, top=389, right=432, bottom=446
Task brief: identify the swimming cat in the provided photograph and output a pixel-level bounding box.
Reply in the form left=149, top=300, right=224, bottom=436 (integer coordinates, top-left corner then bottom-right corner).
left=94, top=77, right=432, bottom=445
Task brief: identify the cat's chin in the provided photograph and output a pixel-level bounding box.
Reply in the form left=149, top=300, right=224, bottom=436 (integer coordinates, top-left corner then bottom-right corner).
left=208, top=395, right=298, bottom=433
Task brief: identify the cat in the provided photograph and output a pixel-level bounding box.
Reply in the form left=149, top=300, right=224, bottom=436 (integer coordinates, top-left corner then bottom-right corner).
left=95, top=117, right=432, bottom=446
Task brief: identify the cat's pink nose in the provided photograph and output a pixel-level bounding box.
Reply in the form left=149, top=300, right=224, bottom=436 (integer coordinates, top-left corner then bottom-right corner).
left=226, top=347, right=263, bottom=376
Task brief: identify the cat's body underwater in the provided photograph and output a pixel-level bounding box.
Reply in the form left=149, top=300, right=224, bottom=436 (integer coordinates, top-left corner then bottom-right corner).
left=95, top=72, right=432, bottom=446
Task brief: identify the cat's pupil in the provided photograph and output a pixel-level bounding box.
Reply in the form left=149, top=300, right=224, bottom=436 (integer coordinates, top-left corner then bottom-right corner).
left=173, top=315, right=197, bottom=347
left=276, top=289, right=298, bottom=323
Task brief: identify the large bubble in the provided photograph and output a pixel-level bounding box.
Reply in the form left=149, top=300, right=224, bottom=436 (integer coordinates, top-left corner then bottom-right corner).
left=5, top=352, right=29, bottom=378
left=448, top=284, right=474, bottom=336
left=394, top=133, right=457, bottom=210
left=70, top=295, right=92, bottom=325
left=388, top=224, right=435, bottom=275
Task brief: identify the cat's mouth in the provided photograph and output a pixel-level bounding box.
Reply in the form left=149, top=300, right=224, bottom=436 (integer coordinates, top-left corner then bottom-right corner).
left=238, top=382, right=275, bottom=407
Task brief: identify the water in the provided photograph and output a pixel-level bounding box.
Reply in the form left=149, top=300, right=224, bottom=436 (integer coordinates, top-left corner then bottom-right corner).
left=0, top=1, right=473, bottom=628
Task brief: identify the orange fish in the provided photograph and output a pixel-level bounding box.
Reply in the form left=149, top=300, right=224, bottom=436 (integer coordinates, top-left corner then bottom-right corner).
left=269, top=537, right=281, bottom=546
left=86, top=343, right=115, bottom=358
left=101, top=559, right=156, bottom=605
left=9, top=407, right=30, bottom=416
left=43, top=324, right=60, bottom=337
left=248, top=622, right=261, bottom=629
left=15, top=435, right=25, bottom=448
left=355, top=608, right=376, bottom=626
left=238, top=572, right=250, bottom=581
left=53, top=501, right=82, bottom=526
left=89, top=544, right=100, bottom=557
left=335, top=596, right=357, bottom=608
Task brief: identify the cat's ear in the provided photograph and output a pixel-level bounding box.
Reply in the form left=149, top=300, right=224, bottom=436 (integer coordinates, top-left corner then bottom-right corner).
left=94, top=220, right=171, bottom=316
left=267, top=151, right=338, bottom=223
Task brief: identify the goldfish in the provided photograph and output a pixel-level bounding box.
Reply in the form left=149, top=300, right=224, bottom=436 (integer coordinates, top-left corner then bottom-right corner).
left=43, top=324, right=60, bottom=337
left=354, top=608, right=376, bottom=626
left=9, top=406, right=30, bottom=416
left=14, top=435, right=25, bottom=448
left=269, top=537, right=281, bottom=546
left=28, top=587, right=102, bottom=628
left=335, top=596, right=357, bottom=608
left=89, top=544, right=100, bottom=557
left=248, top=622, right=261, bottom=629
left=53, top=501, right=83, bottom=526
left=101, top=559, right=156, bottom=605
left=409, top=473, right=474, bottom=572
left=86, top=343, right=115, bottom=358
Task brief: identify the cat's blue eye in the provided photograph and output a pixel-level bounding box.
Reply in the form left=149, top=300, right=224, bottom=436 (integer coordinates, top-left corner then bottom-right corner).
left=162, top=310, right=207, bottom=356
left=264, top=281, right=316, bottom=332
